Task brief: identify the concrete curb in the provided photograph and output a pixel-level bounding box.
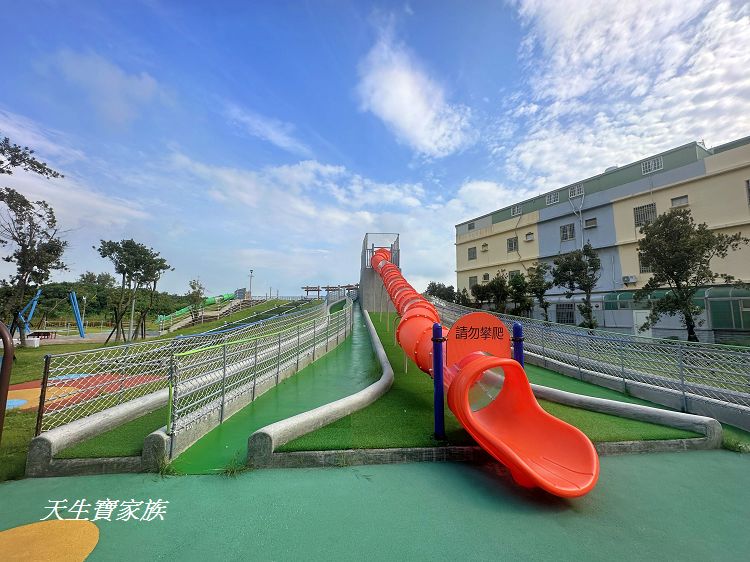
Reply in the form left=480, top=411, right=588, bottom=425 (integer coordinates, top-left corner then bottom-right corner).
left=530, top=382, right=722, bottom=451
left=248, top=309, right=394, bottom=467
left=25, top=388, right=168, bottom=477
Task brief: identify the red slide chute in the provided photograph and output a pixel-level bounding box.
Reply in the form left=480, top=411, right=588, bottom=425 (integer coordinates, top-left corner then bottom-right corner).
left=370, top=248, right=599, bottom=498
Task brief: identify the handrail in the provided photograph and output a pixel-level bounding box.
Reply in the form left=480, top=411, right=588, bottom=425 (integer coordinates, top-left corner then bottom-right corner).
left=0, top=321, right=15, bottom=446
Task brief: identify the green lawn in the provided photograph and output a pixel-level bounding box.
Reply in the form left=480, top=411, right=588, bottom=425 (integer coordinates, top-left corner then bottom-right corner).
left=55, top=405, right=169, bottom=459
left=0, top=410, right=36, bottom=481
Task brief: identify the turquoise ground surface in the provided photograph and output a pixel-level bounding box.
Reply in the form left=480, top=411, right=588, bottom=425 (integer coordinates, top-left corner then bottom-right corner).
left=0, top=451, right=748, bottom=560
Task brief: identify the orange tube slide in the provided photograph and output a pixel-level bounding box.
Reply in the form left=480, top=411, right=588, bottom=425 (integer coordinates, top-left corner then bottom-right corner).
left=370, top=248, right=599, bottom=498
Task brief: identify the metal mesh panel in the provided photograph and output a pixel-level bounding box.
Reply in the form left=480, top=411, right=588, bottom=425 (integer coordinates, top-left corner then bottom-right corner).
left=169, top=300, right=354, bottom=435
left=39, top=302, right=329, bottom=432
left=429, top=297, right=750, bottom=411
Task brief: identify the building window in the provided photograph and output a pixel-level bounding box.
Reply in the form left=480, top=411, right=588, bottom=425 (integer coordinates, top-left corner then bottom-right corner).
left=560, top=223, right=575, bottom=241
left=638, top=254, right=653, bottom=274
left=641, top=155, right=664, bottom=175
left=671, top=195, right=689, bottom=208
left=569, top=184, right=584, bottom=198
left=481, top=243, right=489, bottom=252
left=556, top=303, right=575, bottom=325
left=507, top=236, right=518, bottom=253
left=525, top=232, right=535, bottom=242
left=509, top=270, right=521, bottom=279
left=584, top=217, right=598, bottom=229
left=467, top=222, right=475, bottom=231
left=634, top=203, right=657, bottom=228
left=468, top=247, right=477, bottom=260
left=545, top=192, right=559, bottom=205
left=511, top=204, right=522, bottom=216
left=482, top=273, right=490, bottom=282
left=468, top=276, right=478, bottom=288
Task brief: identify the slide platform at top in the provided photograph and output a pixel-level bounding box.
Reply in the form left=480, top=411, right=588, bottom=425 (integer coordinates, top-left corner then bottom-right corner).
left=370, top=247, right=599, bottom=498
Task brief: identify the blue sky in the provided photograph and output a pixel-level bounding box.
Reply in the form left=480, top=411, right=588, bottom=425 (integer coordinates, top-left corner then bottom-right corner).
left=2, top=0, right=749, bottom=296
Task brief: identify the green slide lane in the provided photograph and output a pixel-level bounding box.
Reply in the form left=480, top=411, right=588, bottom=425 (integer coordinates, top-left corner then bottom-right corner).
left=171, top=303, right=380, bottom=473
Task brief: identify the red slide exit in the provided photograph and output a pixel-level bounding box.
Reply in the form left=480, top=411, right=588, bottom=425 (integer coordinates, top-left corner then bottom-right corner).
left=370, top=248, right=599, bottom=498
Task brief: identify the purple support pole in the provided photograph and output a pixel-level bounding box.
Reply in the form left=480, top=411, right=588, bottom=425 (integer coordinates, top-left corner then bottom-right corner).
left=512, top=322, right=524, bottom=367
left=432, top=323, right=446, bottom=440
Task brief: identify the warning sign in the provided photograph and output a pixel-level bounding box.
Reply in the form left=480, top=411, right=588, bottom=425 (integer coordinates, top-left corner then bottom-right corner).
left=446, top=312, right=511, bottom=367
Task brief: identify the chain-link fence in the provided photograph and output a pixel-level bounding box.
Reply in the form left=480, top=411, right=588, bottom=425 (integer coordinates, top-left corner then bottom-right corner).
left=169, top=300, right=354, bottom=437
left=37, top=302, right=329, bottom=433
left=429, top=297, right=750, bottom=412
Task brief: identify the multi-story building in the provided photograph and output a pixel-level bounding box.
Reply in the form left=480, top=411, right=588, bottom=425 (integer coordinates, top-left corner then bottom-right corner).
left=455, top=136, right=750, bottom=342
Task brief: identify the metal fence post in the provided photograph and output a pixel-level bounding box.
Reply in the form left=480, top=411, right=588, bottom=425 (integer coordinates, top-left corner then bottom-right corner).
left=575, top=332, right=582, bottom=379
left=542, top=323, right=548, bottom=368
left=678, top=343, right=687, bottom=412
left=325, top=316, right=329, bottom=352
left=276, top=332, right=281, bottom=384
left=168, top=355, right=178, bottom=457
left=313, top=319, right=317, bottom=360
left=252, top=340, right=258, bottom=401
left=220, top=336, right=227, bottom=423
left=296, top=324, right=301, bottom=369
left=619, top=343, right=626, bottom=392
left=34, top=355, right=52, bottom=435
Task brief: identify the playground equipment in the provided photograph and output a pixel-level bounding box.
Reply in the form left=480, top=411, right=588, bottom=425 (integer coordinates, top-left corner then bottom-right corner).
left=370, top=246, right=600, bottom=498
left=10, top=289, right=85, bottom=338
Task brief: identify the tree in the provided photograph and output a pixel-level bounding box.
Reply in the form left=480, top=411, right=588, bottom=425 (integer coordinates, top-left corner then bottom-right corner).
left=456, top=287, right=471, bottom=307
left=527, top=262, right=553, bottom=321
left=425, top=281, right=456, bottom=303
left=485, top=271, right=509, bottom=312
left=0, top=137, right=66, bottom=345
left=96, top=239, right=171, bottom=342
left=635, top=208, right=749, bottom=342
left=553, top=243, right=601, bottom=329
left=470, top=282, right=491, bottom=306
left=508, top=272, right=533, bottom=316
left=187, top=279, right=206, bottom=320
left=79, top=271, right=116, bottom=288
left=0, top=190, right=67, bottom=345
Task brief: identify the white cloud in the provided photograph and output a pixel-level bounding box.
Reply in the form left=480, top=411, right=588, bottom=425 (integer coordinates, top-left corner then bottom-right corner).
left=357, top=25, right=474, bottom=158
left=50, top=49, right=166, bottom=125
left=0, top=109, right=85, bottom=164
left=498, top=0, right=750, bottom=188
left=169, top=150, right=539, bottom=290
left=224, top=103, right=313, bottom=157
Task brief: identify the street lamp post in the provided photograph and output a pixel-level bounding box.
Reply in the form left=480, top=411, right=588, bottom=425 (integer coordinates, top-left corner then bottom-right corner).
left=249, top=269, right=254, bottom=301
left=82, top=296, right=87, bottom=330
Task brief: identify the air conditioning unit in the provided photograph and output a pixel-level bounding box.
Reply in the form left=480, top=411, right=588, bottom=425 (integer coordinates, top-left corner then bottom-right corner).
left=622, top=275, right=638, bottom=284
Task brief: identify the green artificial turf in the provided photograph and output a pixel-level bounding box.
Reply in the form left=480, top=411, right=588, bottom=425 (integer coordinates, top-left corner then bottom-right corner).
left=282, top=312, right=706, bottom=452
left=329, top=299, right=347, bottom=313
left=55, top=406, right=169, bottom=459
left=0, top=410, right=36, bottom=481
left=279, top=312, right=473, bottom=451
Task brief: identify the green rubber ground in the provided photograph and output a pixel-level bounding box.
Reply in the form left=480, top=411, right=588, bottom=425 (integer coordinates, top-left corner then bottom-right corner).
left=0, top=451, right=748, bottom=560
left=170, top=304, right=380, bottom=473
